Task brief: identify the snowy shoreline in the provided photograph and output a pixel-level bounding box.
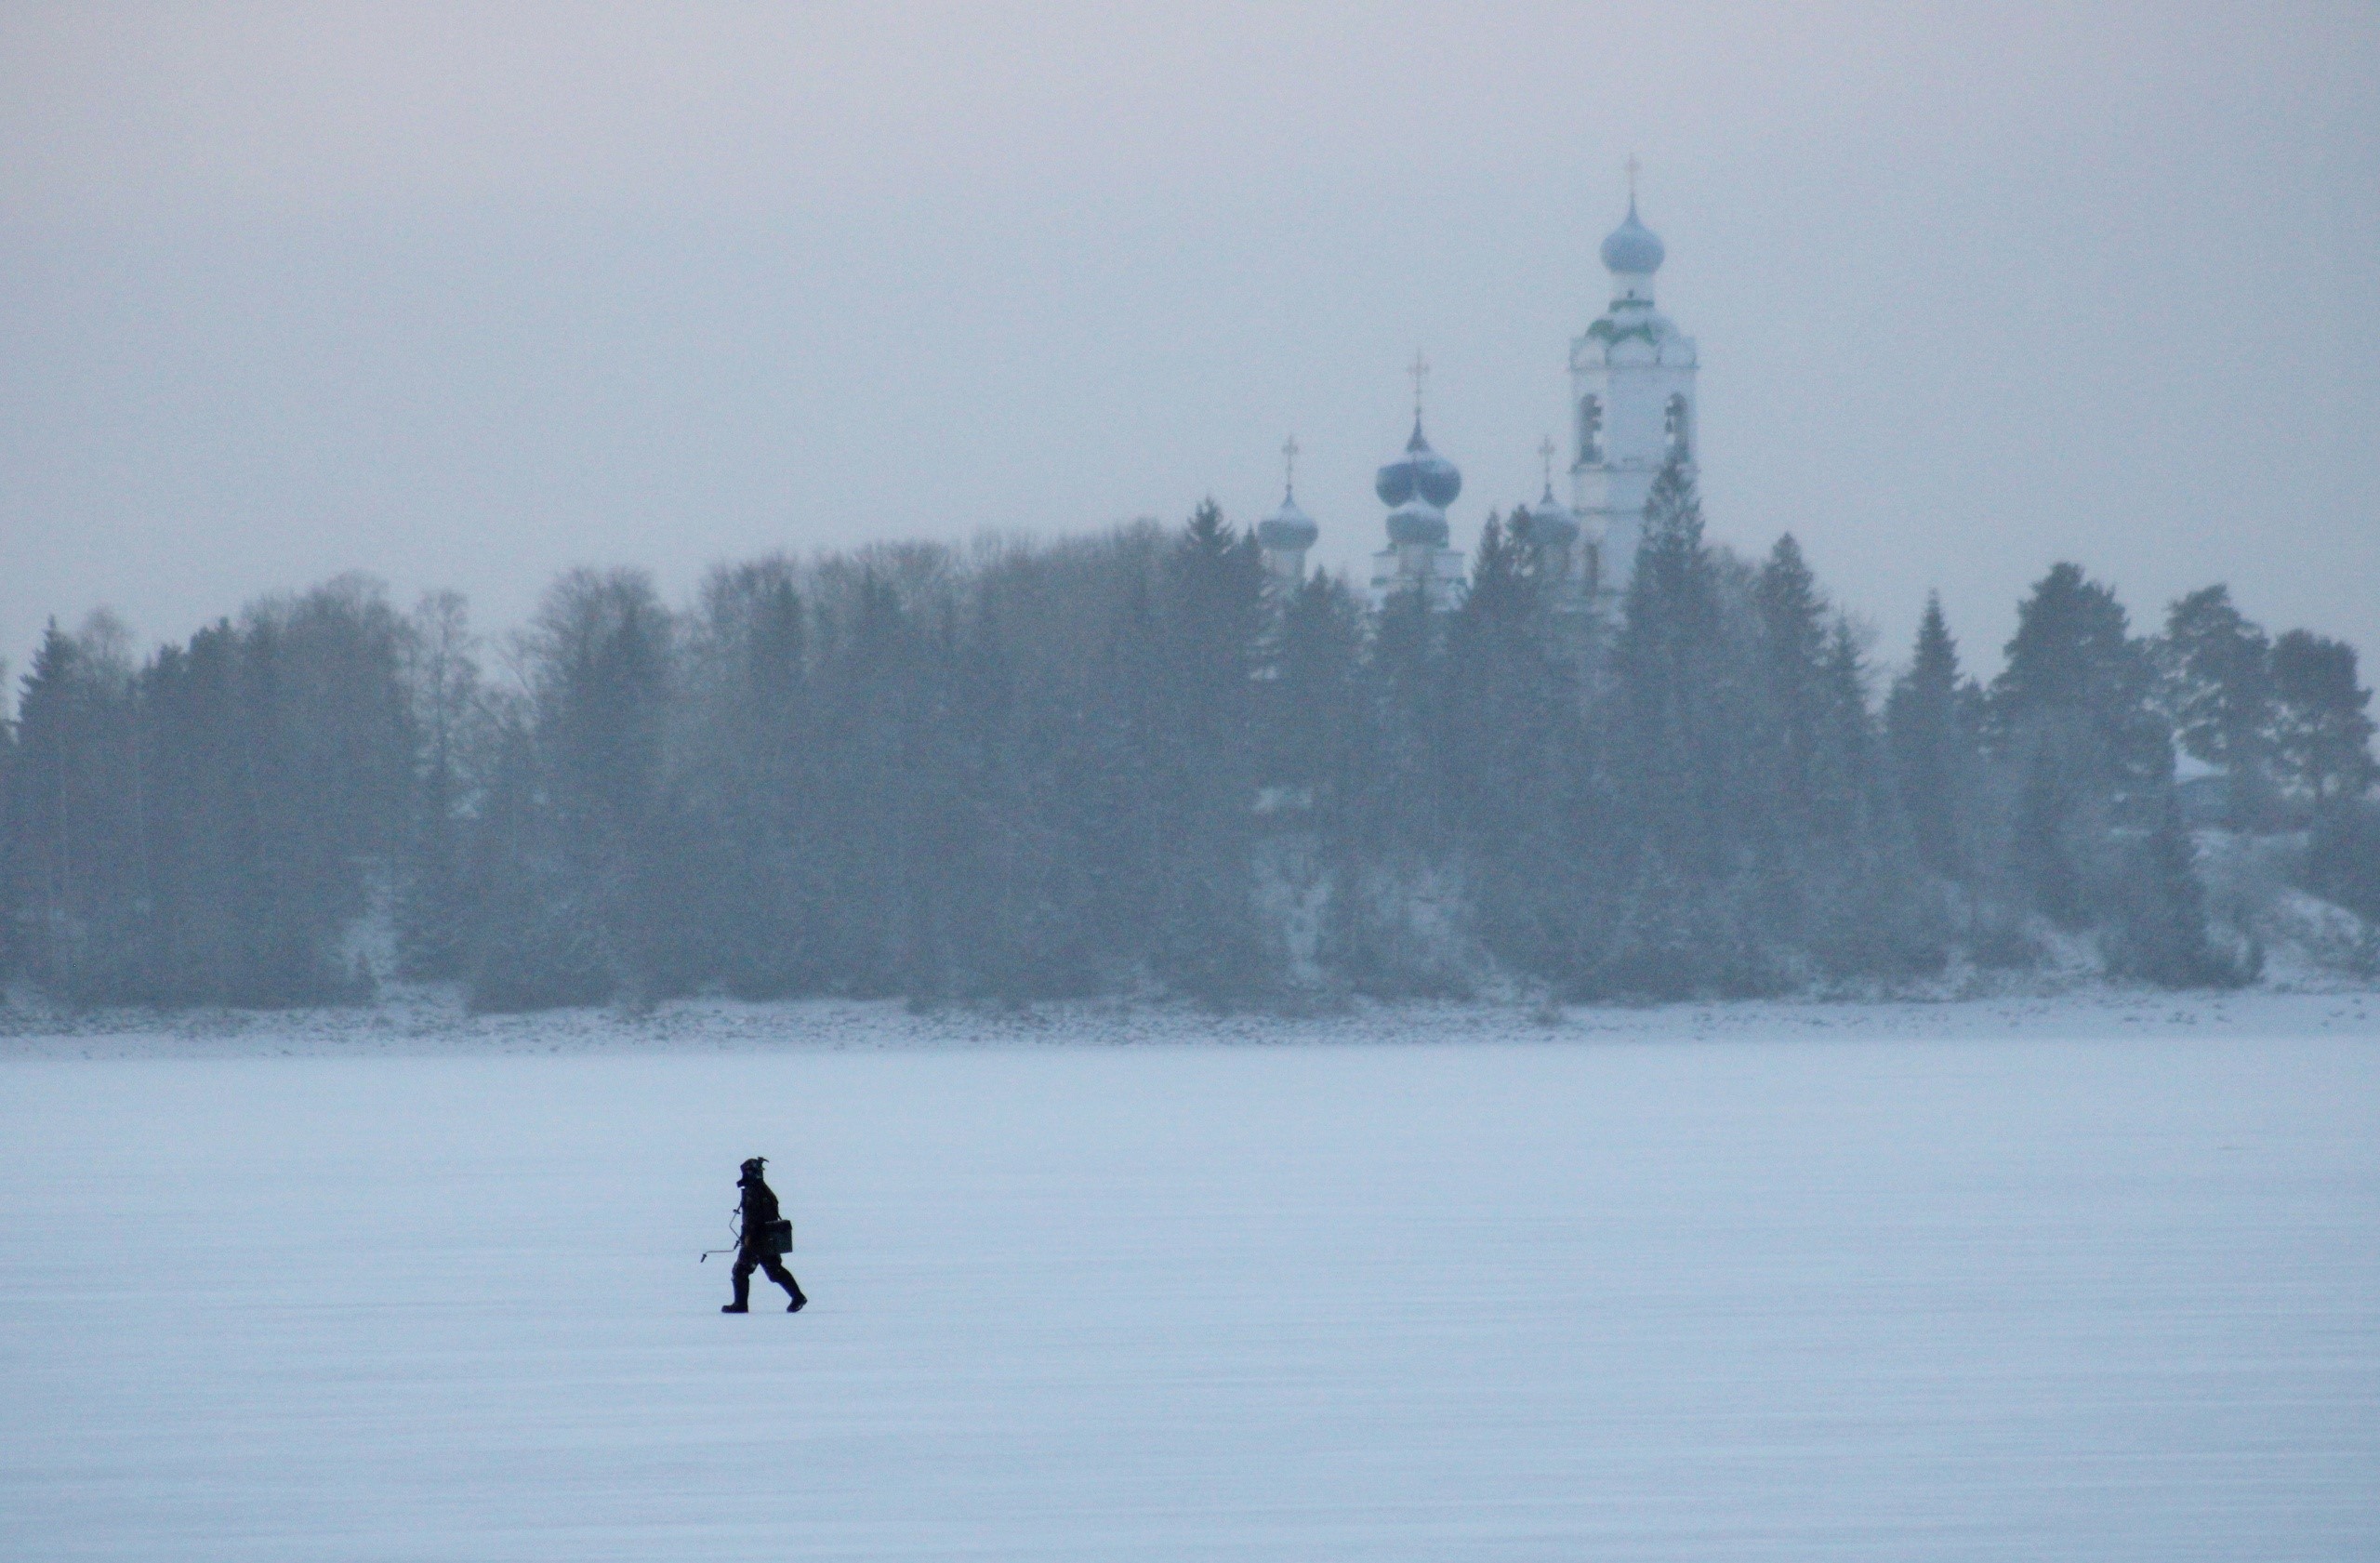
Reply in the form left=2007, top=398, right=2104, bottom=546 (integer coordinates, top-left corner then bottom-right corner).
left=3, top=978, right=2374, bottom=1060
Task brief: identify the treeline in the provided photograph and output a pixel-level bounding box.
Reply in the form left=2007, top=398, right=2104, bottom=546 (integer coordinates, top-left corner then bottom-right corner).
left=4, top=461, right=2375, bottom=1010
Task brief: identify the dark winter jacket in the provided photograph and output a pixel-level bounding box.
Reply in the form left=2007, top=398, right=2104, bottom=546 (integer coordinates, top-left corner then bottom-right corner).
left=738, top=1174, right=781, bottom=1243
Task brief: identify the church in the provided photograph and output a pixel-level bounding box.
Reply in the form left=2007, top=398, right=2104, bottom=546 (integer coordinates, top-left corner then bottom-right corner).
left=1255, top=182, right=1699, bottom=614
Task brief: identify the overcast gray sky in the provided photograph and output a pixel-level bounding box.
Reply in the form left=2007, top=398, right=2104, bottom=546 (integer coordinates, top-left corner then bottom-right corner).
left=4, top=1, right=2375, bottom=688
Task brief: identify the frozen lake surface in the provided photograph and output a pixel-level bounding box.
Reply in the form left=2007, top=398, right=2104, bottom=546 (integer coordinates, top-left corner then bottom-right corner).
left=5, top=1000, right=2377, bottom=1559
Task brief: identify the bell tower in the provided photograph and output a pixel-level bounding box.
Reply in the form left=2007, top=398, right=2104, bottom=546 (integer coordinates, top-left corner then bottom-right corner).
left=1571, top=162, right=1699, bottom=601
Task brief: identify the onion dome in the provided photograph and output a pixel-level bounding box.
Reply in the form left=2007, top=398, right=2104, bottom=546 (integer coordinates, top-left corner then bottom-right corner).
left=1523, top=481, right=1580, bottom=547
left=1258, top=489, right=1318, bottom=552
left=1374, top=416, right=1463, bottom=510
left=1600, top=196, right=1665, bottom=275
left=1385, top=497, right=1449, bottom=549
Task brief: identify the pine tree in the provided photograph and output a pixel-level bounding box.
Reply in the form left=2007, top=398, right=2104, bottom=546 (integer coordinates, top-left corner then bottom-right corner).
left=2304, top=801, right=2380, bottom=924
left=1989, top=563, right=2169, bottom=921
left=2270, top=629, right=2376, bottom=810
left=1991, top=564, right=2149, bottom=736
left=2156, top=585, right=2276, bottom=828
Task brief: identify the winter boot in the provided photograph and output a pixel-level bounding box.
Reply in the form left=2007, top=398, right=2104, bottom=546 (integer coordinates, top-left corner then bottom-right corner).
left=722, top=1274, right=751, bottom=1314
left=787, top=1293, right=807, bottom=1313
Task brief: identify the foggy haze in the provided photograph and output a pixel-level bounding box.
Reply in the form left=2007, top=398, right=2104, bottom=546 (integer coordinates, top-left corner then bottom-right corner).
left=8, top=14, right=2380, bottom=1552
left=3, top=1, right=2376, bottom=677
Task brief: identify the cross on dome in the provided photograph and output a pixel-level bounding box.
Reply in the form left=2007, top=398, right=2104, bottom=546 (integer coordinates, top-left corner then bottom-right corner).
left=1601, top=164, right=1666, bottom=276
left=1260, top=430, right=1318, bottom=556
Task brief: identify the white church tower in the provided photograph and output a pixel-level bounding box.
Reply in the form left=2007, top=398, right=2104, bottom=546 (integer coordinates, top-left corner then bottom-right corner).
left=1571, top=166, right=1698, bottom=601
left=1368, top=354, right=1468, bottom=611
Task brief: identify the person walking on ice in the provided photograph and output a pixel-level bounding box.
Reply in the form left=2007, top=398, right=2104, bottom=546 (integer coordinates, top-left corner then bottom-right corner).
left=723, top=1156, right=806, bottom=1314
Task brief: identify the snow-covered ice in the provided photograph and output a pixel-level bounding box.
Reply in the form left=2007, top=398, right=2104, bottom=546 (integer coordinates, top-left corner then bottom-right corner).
left=4, top=997, right=2376, bottom=1559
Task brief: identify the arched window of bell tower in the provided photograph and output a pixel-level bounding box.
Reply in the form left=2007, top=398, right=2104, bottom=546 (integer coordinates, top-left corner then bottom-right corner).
left=1578, top=396, right=1604, bottom=466
left=1664, top=394, right=1692, bottom=460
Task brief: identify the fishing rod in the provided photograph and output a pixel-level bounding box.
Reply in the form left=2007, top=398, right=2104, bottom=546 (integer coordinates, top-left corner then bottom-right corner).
left=698, top=1210, right=742, bottom=1263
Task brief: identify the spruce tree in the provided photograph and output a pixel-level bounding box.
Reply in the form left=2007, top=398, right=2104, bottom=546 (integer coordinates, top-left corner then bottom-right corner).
left=1441, top=514, right=1587, bottom=979
left=1264, top=573, right=1368, bottom=811
left=1597, top=456, right=1776, bottom=989
left=1752, top=534, right=1830, bottom=834
left=1150, top=499, right=1270, bottom=1000
left=1361, top=576, right=1446, bottom=855
left=1077, top=562, right=1167, bottom=974
left=7, top=624, right=93, bottom=995
left=1610, top=455, right=1735, bottom=876
left=1885, top=593, right=1972, bottom=878
left=2105, top=788, right=2251, bottom=988
left=7, top=620, right=143, bottom=1000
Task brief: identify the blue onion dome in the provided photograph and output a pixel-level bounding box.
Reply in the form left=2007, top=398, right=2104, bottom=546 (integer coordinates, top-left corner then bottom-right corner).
left=1524, top=482, right=1580, bottom=546
left=1600, top=196, right=1665, bottom=275
left=1258, top=489, right=1318, bottom=552
left=1375, top=416, right=1463, bottom=510
left=1385, top=497, right=1448, bottom=548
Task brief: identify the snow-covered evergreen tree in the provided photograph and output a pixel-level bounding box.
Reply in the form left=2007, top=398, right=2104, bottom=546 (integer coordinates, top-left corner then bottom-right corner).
left=1886, top=594, right=1976, bottom=880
